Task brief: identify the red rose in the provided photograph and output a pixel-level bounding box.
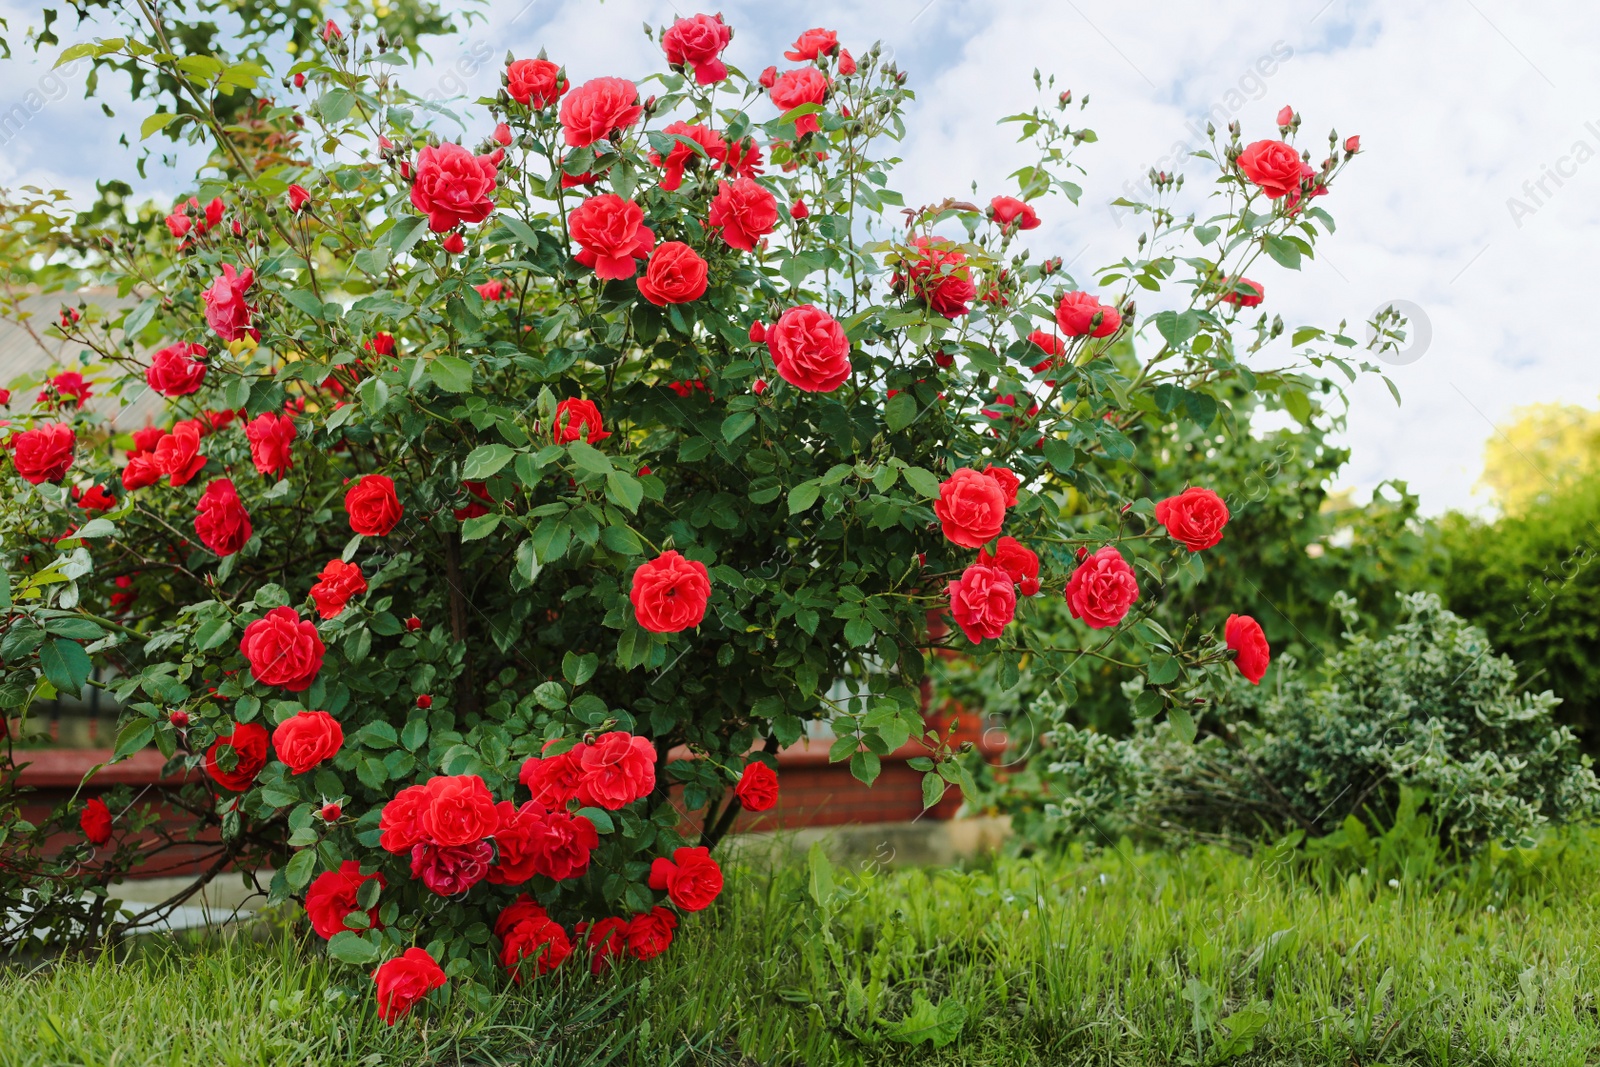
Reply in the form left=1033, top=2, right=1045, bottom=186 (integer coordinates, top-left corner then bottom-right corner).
left=409, top=143, right=499, bottom=233
left=145, top=342, right=208, bottom=396
left=648, top=845, right=723, bottom=911
left=309, top=558, right=367, bottom=619
left=121, top=451, right=160, bottom=490
left=1155, top=487, right=1230, bottom=552
left=421, top=773, right=498, bottom=847
left=372, top=948, right=447, bottom=1025
left=734, top=760, right=779, bottom=812
left=132, top=426, right=164, bottom=453
left=203, top=264, right=256, bottom=342
left=76, top=485, right=115, bottom=512
left=345, top=474, right=403, bottom=536
left=934, top=467, right=1007, bottom=548
left=153, top=422, right=206, bottom=486
left=947, top=563, right=1017, bottom=644
left=1225, top=613, right=1271, bottom=684
left=569, top=193, right=656, bottom=280
left=204, top=721, right=270, bottom=791
left=759, top=65, right=778, bottom=89
left=507, top=58, right=567, bottom=108
left=496, top=897, right=573, bottom=983
left=410, top=840, right=494, bottom=895
left=901, top=236, right=975, bottom=319
left=580, top=916, right=630, bottom=973
left=287, top=184, right=311, bottom=213
left=979, top=536, right=1041, bottom=597
left=625, top=907, right=678, bottom=960
left=1218, top=276, right=1264, bottom=308
left=519, top=743, right=585, bottom=808
left=366, top=332, right=396, bottom=357
left=553, top=397, right=612, bottom=445
left=982, top=465, right=1019, bottom=507
left=10, top=422, right=75, bottom=484
left=662, top=13, right=732, bottom=85
left=769, top=68, right=829, bottom=136
left=839, top=49, right=857, bottom=74
left=989, top=195, right=1040, bottom=231
left=304, top=860, right=384, bottom=939
left=785, top=27, right=838, bottom=61
left=193, top=477, right=252, bottom=556
left=559, top=77, right=642, bottom=148
left=441, top=232, right=465, bottom=254
left=1028, top=330, right=1065, bottom=377
left=80, top=797, right=112, bottom=846
left=1238, top=139, right=1314, bottom=200
left=1056, top=290, right=1121, bottom=338
left=534, top=809, right=599, bottom=881
left=767, top=304, right=851, bottom=392
left=636, top=241, right=709, bottom=305
left=239, top=605, right=324, bottom=691
left=707, top=177, right=778, bottom=252
left=379, top=784, right=430, bottom=853
left=1065, top=545, right=1140, bottom=629
left=271, top=710, right=344, bottom=774
left=475, top=278, right=505, bottom=301
left=320, top=802, right=342, bottom=821
left=650, top=121, right=726, bottom=191
left=576, top=730, right=657, bottom=810
left=487, top=801, right=543, bottom=884
left=630, top=550, right=711, bottom=633
left=453, top=480, right=492, bottom=521
left=245, top=411, right=297, bottom=476
left=1344, top=134, right=1360, bottom=153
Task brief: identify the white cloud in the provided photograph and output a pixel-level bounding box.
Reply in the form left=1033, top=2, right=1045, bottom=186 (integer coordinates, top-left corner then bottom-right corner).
left=3, top=0, right=1596, bottom=515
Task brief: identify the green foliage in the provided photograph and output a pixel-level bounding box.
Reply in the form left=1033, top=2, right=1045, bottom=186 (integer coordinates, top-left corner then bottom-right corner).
left=1013, top=593, right=1599, bottom=851
left=1437, top=468, right=1600, bottom=748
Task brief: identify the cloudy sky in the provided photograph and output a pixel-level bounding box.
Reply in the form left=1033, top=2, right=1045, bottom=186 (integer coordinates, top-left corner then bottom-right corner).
left=1, top=0, right=1595, bottom=515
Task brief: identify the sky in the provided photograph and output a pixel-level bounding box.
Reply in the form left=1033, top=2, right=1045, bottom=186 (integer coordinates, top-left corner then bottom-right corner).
left=0, top=0, right=1596, bottom=516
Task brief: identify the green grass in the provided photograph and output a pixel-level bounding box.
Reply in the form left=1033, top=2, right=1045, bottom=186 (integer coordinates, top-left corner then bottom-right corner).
left=4, top=832, right=1600, bottom=1066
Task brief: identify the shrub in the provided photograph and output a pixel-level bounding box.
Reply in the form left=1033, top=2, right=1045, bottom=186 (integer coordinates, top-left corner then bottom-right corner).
left=1016, top=593, right=1600, bottom=850
left=0, top=11, right=1376, bottom=1021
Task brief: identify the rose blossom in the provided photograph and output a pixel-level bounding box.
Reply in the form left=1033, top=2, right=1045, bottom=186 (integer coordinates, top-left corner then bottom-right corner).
left=707, top=177, right=779, bottom=252
left=934, top=467, right=1007, bottom=548
left=409, top=142, right=499, bottom=233
left=901, top=236, right=975, bottom=319
left=309, top=558, right=367, bottom=619
left=238, top=605, right=324, bottom=691
left=1154, top=487, right=1231, bottom=552
left=1056, top=290, right=1121, bottom=338
left=580, top=916, right=630, bottom=973
left=204, top=721, right=269, bottom=791
left=519, top=743, right=586, bottom=808
left=244, top=411, right=297, bottom=476
left=1237, top=139, right=1315, bottom=200
left=203, top=264, right=256, bottom=342
left=648, top=846, right=724, bottom=911
left=345, top=474, right=403, bottom=536
left=1065, top=545, right=1140, bottom=629
left=766, top=304, right=851, bottom=392
left=636, top=241, right=709, bottom=305
left=530, top=808, right=599, bottom=880
left=630, top=550, right=712, bottom=633
left=304, top=860, right=384, bottom=939
left=145, top=342, right=208, bottom=396
left=410, top=840, right=494, bottom=895
left=649, top=121, right=726, bottom=191
left=496, top=897, right=573, bottom=982
left=420, top=773, right=498, bottom=846
left=947, top=563, right=1017, bottom=644
left=569, top=193, right=656, bottom=280
left=1218, top=276, right=1264, bottom=308
left=785, top=27, right=838, bottom=61
left=9, top=423, right=75, bottom=484
left=506, top=58, right=566, bottom=108
left=372, top=948, right=447, bottom=1025
left=769, top=68, right=829, bottom=136
left=153, top=422, right=206, bottom=486
left=1225, top=613, right=1272, bottom=684
left=982, top=465, right=1020, bottom=507
left=576, top=731, right=657, bottom=810
left=734, top=760, right=779, bottom=812
left=559, top=77, right=642, bottom=147
left=625, top=907, right=678, bottom=960
left=979, top=536, right=1042, bottom=597
left=193, top=478, right=253, bottom=556
left=662, top=13, right=732, bottom=85
left=989, top=195, right=1040, bottom=230
left=553, top=397, right=611, bottom=444
left=271, top=710, right=344, bottom=774
left=80, top=797, right=112, bottom=846
left=379, top=784, right=430, bottom=853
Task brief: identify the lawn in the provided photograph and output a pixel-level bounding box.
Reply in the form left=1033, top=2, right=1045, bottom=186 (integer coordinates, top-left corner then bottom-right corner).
left=2, top=831, right=1597, bottom=1067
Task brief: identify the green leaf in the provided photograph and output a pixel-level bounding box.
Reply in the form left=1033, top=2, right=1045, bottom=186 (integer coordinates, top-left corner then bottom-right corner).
left=139, top=112, right=179, bottom=139
left=429, top=355, right=474, bottom=393
left=901, top=467, right=940, bottom=498
left=1153, top=310, right=1200, bottom=348
left=575, top=806, right=614, bottom=834
left=788, top=481, right=820, bottom=515
left=850, top=750, right=881, bottom=786
left=1262, top=234, right=1302, bottom=270
left=39, top=637, right=91, bottom=697
left=885, top=992, right=966, bottom=1049
left=563, top=652, right=599, bottom=687
left=460, top=513, right=500, bottom=541
left=721, top=411, right=756, bottom=443
left=921, top=771, right=947, bottom=810
left=461, top=443, right=515, bottom=480
left=194, top=618, right=233, bottom=652
left=283, top=848, right=318, bottom=891
left=567, top=441, right=614, bottom=475
left=515, top=539, right=541, bottom=584
left=884, top=391, right=918, bottom=432
left=1145, top=655, right=1180, bottom=685
left=1168, top=703, right=1197, bottom=744
left=605, top=471, right=644, bottom=514
left=113, top=718, right=155, bottom=759
left=73, top=518, right=116, bottom=539
left=326, top=930, right=380, bottom=964
left=806, top=841, right=836, bottom=908
left=599, top=525, right=641, bottom=555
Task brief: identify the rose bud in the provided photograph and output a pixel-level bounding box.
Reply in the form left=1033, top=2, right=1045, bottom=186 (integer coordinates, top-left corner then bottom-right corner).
left=417, top=694, right=433, bottom=709
left=320, top=802, right=342, bottom=821
left=790, top=198, right=809, bottom=219
left=442, top=233, right=465, bottom=255
left=748, top=320, right=766, bottom=343
left=169, top=710, right=190, bottom=728
left=405, top=615, right=422, bottom=632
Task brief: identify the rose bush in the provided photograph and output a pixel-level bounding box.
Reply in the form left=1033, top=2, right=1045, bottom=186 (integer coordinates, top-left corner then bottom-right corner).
left=0, top=12, right=1382, bottom=1023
